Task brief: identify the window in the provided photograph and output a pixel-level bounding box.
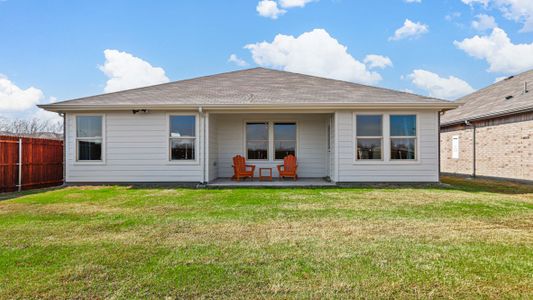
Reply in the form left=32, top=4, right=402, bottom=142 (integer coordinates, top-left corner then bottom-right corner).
left=390, top=115, right=416, bottom=160
left=246, top=122, right=269, bottom=160
left=274, top=123, right=296, bottom=160
left=452, top=136, right=460, bottom=159
left=76, top=116, right=103, bottom=161
left=356, top=115, right=382, bottom=160
left=169, top=115, right=196, bottom=160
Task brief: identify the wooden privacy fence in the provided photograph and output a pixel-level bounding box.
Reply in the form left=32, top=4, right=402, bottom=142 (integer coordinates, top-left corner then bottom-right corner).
left=0, top=136, right=63, bottom=193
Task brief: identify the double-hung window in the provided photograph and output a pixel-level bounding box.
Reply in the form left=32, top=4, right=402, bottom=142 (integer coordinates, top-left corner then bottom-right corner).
left=246, top=122, right=269, bottom=160
left=356, top=115, right=383, bottom=160
left=169, top=115, right=196, bottom=161
left=274, top=122, right=296, bottom=160
left=390, top=115, right=416, bottom=160
left=246, top=121, right=297, bottom=160
left=76, top=116, right=103, bottom=161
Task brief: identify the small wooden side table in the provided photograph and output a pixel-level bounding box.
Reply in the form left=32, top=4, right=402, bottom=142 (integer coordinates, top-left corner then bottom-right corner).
left=259, top=167, right=273, bottom=181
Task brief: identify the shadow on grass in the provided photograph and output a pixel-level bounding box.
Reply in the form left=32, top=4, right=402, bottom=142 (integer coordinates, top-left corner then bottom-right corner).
left=0, top=185, right=66, bottom=202
left=0, top=176, right=531, bottom=201
left=124, top=176, right=532, bottom=196
left=440, top=176, right=533, bottom=195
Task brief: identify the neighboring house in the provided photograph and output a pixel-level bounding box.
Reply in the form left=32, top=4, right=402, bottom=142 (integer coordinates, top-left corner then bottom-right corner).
left=40, top=68, right=456, bottom=184
left=440, top=70, right=533, bottom=182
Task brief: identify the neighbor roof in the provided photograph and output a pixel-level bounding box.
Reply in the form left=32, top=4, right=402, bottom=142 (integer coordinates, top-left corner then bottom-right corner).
left=442, top=69, right=533, bottom=126
left=40, top=68, right=456, bottom=112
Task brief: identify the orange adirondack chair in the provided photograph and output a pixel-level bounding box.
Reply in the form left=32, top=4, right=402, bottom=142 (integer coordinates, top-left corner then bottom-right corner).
left=232, top=155, right=256, bottom=181
left=277, top=155, right=298, bottom=181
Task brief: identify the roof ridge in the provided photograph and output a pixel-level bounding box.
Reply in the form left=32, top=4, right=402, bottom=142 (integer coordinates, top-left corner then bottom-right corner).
left=457, top=69, right=533, bottom=103
left=442, top=68, right=533, bottom=125
left=55, top=67, right=446, bottom=105
left=40, top=67, right=458, bottom=111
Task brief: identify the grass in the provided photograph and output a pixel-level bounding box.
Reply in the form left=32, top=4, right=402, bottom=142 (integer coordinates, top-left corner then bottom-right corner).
left=0, top=176, right=532, bottom=299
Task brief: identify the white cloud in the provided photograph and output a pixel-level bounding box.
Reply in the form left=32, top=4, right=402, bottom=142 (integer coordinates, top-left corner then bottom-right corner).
left=0, top=76, right=61, bottom=126
left=257, top=0, right=316, bottom=19
left=404, top=0, right=421, bottom=3
left=445, top=12, right=462, bottom=21
left=409, top=69, right=475, bottom=100
left=472, top=14, right=498, bottom=31
left=228, top=54, right=249, bottom=67
left=462, top=0, right=533, bottom=32
left=462, top=0, right=489, bottom=6
left=256, top=0, right=286, bottom=19
left=99, top=49, right=169, bottom=93
left=0, top=75, right=44, bottom=111
left=389, top=19, right=429, bottom=41
left=278, top=0, right=314, bottom=8
left=245, top=29, right=383, bottom=85
left=363, top=55, right=393, bottom=69
left=32, top=106, right=63, bottom=125
left=454, top=27, right=533, bottom=73
left=495, top=0, right=533, bottom=32
left=494, top=76, right=507, bottom=83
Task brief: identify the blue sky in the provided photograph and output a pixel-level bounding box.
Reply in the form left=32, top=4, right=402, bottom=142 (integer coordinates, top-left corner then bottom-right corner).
left=1, top=0, right=532, bottom=121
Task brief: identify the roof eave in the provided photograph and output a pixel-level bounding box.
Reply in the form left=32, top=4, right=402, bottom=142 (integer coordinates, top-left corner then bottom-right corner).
left=39, top=102, right=459, bottom=113
left=441, top=105, right=533, bottom=127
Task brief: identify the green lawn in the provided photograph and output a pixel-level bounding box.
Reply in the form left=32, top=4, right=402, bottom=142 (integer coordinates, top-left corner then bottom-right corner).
left=0, top=177, right=532, bottom=299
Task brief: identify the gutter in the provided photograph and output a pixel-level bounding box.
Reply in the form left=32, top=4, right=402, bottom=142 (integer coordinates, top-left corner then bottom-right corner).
left=441, top=105, right=533, bottom=127
left=38, top=102, right=460, bottom=113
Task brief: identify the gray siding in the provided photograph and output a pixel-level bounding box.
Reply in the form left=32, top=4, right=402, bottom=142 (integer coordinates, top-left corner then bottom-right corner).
left=64, top=110, right=440, bottom=183
left=66, top=111, right=204, bottom=183
left=336, top=110, right=439, bottom=182
left=213, top=113, right=330, bottom=178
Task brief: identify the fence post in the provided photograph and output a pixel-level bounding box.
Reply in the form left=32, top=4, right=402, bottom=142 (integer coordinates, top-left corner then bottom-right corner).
left=18, top=138, right=22, bottom=192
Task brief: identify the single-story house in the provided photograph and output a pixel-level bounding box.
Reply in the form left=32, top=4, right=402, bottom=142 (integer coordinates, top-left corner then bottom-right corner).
left=40, top=68, right=457, bottom=185
left=440, top=69, right=533, bottom=182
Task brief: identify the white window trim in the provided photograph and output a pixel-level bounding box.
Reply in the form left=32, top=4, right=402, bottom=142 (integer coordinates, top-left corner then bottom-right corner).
left=352, top=112, right=420, bottom=165
left=390, top=114, right=418, bottom=162
left=243, top=120, right=299, bottom=162
left=353, top=113, right=384, bottom=163
left=74, top=113, right=106, bottom=165
left=167, top=113, right=200, bottom=165
left=273, top=121, right=298, bottom=161
left=244, top=121, right=270, bottom=161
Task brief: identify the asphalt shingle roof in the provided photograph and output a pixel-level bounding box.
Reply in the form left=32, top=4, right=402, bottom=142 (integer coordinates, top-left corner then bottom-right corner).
left=41, top=68, right=453, bottom=110
left=442, top=69, right=533, bottom=125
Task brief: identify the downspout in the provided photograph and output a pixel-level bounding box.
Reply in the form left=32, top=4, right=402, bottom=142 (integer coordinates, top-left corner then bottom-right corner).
left=199, top=106, right=207, bottom=184
left=465, top=120, right=476, bottom=177
left=438, top=112, right=441, bottom=182
left=62, top=112, right=66, bottom=184
left=334, top=112, right=339, bottom=183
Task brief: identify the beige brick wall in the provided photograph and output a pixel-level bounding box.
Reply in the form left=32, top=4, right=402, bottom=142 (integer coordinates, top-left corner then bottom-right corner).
left=441, top=126, right=474, bottom=176
left=440, top=114, right=533, bottom=181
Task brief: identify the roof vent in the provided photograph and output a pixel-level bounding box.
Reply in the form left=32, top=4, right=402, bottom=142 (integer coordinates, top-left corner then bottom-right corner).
left=524, top=81, right=529, bottom=93
left=505, top=75, right=514, bottom=80
left=505, top=95, right=514, bottom=100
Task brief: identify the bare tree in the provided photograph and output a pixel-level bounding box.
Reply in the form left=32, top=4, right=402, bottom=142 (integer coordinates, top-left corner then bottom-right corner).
left=0, top=117, right=63, bottom=138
